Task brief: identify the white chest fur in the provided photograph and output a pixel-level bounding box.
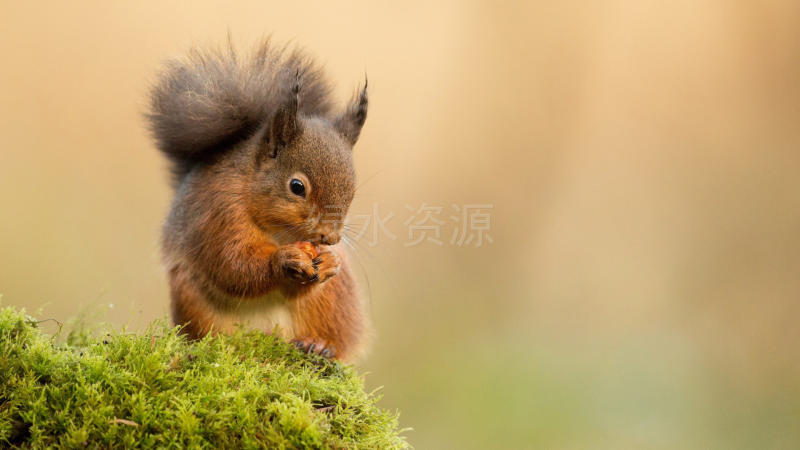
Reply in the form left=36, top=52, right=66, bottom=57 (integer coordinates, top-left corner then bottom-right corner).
left=209, top=290, right=296, bottom=338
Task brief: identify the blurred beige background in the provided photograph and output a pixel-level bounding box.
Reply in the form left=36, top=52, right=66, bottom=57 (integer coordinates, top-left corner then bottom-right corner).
left=2, top=1, right=800, bottom=448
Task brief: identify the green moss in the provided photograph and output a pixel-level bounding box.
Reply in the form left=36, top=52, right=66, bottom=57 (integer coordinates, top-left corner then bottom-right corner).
left=0, top=305, right=407, bottom=449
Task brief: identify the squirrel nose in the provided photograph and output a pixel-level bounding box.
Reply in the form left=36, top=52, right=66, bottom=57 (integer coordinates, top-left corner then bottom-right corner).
left=319, top=232, right=340, bottom=246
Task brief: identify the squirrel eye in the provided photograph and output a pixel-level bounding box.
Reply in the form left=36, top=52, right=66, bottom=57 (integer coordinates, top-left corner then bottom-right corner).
left=289, top=178, right=306, bottom=197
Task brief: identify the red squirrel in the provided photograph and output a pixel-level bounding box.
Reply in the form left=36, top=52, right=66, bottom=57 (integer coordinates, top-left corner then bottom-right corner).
left=146, top=40, right=369, bottom=362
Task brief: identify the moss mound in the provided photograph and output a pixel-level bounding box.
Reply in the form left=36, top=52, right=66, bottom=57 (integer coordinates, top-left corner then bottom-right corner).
left=0, top=305, right=407, bottom=448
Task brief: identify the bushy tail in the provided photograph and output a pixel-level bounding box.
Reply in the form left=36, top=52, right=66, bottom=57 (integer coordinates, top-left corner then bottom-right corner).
left=146, top=39, right=334, bottom=184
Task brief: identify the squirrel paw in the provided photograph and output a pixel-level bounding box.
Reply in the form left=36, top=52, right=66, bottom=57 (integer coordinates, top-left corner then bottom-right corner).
left=292, top=338, right=336, bottom=359
left=273, top=243, right=341, bottom=285
left=274, top=244, right=317, bottom=283
left=312, top=248, right=341, bottom=283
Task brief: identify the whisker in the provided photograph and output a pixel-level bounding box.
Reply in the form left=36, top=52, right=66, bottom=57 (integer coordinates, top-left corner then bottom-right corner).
left=353, top=168, right=385, bottom=194
left=340, top=228, right=377, bottom=259
left=341, top=235, right=373, bottom=305
left=340, top=229, right=402, bottom=296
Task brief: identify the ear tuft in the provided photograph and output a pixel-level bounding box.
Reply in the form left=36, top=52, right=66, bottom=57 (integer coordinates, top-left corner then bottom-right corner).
left=267, top=72, right=301, bottom=157
left=335, top=77, right=368, bottom=146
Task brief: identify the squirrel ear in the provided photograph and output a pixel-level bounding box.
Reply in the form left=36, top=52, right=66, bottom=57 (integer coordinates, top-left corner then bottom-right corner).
left=267, top=76, right=300, bottom=158
left=335, top=78, right=368, bottom=146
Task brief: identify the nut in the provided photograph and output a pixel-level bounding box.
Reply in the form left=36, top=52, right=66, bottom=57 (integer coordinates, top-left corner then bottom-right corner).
left=296, top=241, right=319, bottom=259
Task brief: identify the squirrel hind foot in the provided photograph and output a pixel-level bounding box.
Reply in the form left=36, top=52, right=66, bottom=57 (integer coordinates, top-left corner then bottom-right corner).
left=292, top=338, right=336, bottom=359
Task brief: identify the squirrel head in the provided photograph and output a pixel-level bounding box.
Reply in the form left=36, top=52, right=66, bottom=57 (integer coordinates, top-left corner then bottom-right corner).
left=247, top=81, right=367, bottom=246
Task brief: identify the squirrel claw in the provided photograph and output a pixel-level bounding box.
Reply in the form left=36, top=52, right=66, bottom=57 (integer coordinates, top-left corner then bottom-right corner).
left=276, top=245, right=317, bottom=284
left=313, top=249, right=341, bottom=284
left=277, top=244, right=340, bottom=286
left=292, top=338, right=336, bottom=359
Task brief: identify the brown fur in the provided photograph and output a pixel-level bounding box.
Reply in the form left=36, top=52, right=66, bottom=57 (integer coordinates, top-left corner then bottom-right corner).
left=147, top=40, right=369, bottom=362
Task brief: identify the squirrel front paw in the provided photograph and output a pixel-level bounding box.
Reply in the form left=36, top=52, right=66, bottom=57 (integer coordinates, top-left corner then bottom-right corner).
left=272, top=242, right=341, bottom=285
left=313, top=247, right=341, bottom=283
left=272, top=244, right=317, bottom=284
